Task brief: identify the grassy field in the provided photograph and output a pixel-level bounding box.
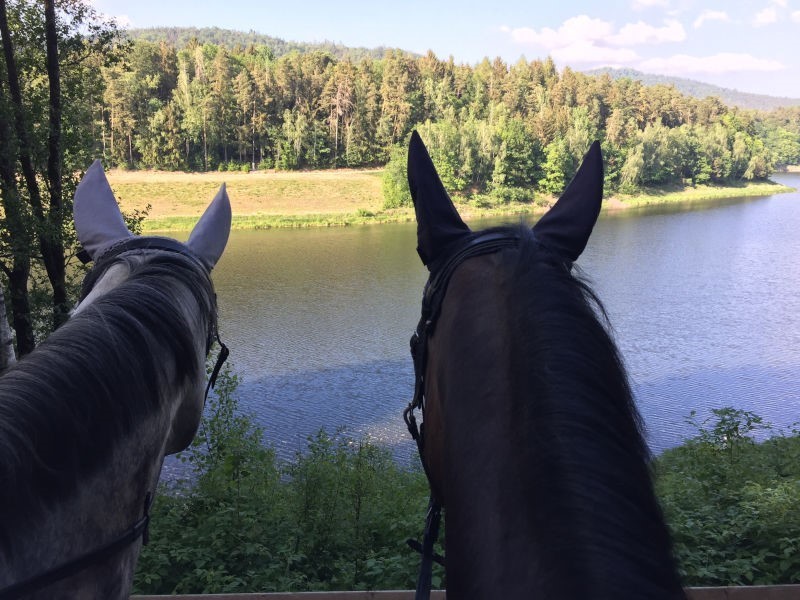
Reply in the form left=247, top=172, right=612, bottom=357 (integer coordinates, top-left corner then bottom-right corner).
left=106, top=168, right=796, bottom=232
left=605, top=180, right=795, bottom=209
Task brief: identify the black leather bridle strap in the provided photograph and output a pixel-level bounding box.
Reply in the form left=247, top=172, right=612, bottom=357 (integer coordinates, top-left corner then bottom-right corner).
left=0, top=493, right=152, bottom=600
left=405, top=232, right=521, bottom=442
left=404, top=231, right=520, bottom=600
left=79, top=237, right=210, bottom=302
left=204, top=334, right=230, bottom=403
left=413, top=497, right=442, bottom=600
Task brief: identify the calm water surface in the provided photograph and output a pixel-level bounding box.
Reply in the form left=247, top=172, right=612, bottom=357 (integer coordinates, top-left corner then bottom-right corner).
left=206, top=174, right=800, bottom=461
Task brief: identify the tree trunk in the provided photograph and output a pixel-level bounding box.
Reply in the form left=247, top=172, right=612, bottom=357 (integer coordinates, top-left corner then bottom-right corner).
left=0, top=0, right=69, bottom=335
left=202, top=113, right=208, bottom=170
left=6, top=263, right=35, bottom=355
left=0, top=279, right=19, bottom=368
left=44, top=0, right=69, bottom=329
left=0, top=2, right=35, bottom=355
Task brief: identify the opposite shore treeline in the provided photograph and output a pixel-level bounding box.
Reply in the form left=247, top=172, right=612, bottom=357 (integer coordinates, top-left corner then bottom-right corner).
left=3, top=4, right=800, bottom=357
left=101, top=31, right=800, bottom=198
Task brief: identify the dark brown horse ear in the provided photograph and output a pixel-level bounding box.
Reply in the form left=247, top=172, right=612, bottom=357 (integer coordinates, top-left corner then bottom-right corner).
left=533, top=140, right=603, bottom=262
left=408, top=130, right=471, bottom=267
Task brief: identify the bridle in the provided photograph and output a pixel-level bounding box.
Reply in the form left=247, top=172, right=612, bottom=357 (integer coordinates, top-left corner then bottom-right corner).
left=79, top=236, right=230, bottom=400
left=0, top=238, right=229, bottom=600
left=404, top=231, right=520, bottom=600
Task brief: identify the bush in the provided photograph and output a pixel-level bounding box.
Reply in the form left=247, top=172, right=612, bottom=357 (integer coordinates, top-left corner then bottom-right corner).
left=136, top=371, right=799, bottom=592
left=133, top=357, right=434, bottom=594
left=381, top=144, right=410, bottom=209
left=490, top=185, right=535, bottom=204
left=655, top=408, right=800, bottom=586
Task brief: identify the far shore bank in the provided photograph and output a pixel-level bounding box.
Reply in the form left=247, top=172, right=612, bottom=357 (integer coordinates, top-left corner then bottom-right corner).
left=105, top=168, right=796, bottom=233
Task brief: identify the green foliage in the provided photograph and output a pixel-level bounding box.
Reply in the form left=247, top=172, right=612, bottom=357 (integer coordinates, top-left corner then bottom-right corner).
left=538, top=138, right=574, bottom=196
left=91, top=34, right=797, bottom=194
left=134, top=365, right=800, bottom=593
left=491, top=115, right=541, bottom=195
left=655, top=408, right=800, bottom=586
left=587, top=67, right=800, bottom=112
left=415, top=117, right=470, bottom=192
left=124, top=27, right=389, bottom=62
left=133, top=360, right=433, bottom=594
left=381, top=144, right=410, bottom=208
left=0, top=0, right=124, bottom=349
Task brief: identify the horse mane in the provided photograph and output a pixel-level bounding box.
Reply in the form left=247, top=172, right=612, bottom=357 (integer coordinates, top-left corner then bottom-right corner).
left=492, top=224, right=682, bottom=597
left=0, top=252, right=216, bottom=543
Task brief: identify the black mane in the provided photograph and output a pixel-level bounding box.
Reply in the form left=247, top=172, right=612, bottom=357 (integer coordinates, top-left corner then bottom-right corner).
left=494, top=224, right=682, bottom=597
left=0, top=252, right=216, bottom=542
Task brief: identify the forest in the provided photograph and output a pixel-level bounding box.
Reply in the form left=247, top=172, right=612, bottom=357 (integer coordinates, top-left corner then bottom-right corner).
left=3, top=2, right=800, bottom=357
left=100, top=31, right=800, bottom=199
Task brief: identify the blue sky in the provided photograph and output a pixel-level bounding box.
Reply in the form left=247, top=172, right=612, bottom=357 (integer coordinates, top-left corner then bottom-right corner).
left=92, top=0, right=800, bottom=98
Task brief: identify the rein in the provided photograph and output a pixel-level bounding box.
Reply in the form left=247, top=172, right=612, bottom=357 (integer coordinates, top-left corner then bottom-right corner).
left=0, top=495, right=153, bottom=600
left=404, top=231, right=520, bottom=600
left=0, top=239, right=229, bottom=600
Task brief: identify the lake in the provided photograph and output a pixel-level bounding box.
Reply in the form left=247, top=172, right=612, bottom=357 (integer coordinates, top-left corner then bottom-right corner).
left=204, top=175, right=800, bottom=463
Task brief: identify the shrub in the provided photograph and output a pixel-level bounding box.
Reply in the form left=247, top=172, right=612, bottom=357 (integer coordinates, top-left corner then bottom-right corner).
left=490, top=185, right=535, bottom=204
left=133, top=356, right=434, bottom=594
left=655, top=408, right=800, bottom=586
left=381, top=144, right=410, bottom=209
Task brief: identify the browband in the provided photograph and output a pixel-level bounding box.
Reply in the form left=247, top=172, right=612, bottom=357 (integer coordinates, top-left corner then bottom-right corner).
left=79, top=237, right=209, bottom=302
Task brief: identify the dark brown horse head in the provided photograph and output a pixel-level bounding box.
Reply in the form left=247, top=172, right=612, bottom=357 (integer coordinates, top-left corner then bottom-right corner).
left=406, top=132, right=685, bottom=599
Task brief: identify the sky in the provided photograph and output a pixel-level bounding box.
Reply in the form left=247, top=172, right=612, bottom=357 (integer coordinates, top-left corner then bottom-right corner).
left=91, top=0, right=800, bottom=99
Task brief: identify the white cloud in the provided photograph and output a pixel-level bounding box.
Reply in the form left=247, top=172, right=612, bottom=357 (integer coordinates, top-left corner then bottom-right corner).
left=752, top=0, right=795, bottom=26
left=754, top=7, right=778, bottom=26
left=501, top=15, right=684, bottom=55
left=791, top=10, right=800, bottom=22
left=639, top=53, right=785, bottom=75
left=608, top=19, right=686, bottom=45
left=85, top=1, right=132, bottom=28
left=505, top=16, right=614, bottom=50
left=693, top=10, right=729, bottom=29
left=499, top=13, right=788, bottom=79
left=632, top=0, right=669, bottom=10
left=550, top=42, right=639, bottom=64
left=111, top=14, right=132, bottom=28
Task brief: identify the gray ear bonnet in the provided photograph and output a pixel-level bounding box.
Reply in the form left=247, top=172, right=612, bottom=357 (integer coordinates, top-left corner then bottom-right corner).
left=74, top=160, right=232, bottom=270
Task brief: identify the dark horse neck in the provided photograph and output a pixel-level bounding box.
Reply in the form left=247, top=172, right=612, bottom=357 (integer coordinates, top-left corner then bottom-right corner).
left=426, top=232, right=685, bottom=599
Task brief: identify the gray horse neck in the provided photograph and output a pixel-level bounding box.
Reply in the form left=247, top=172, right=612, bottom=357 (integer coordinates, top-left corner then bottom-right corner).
left=0, top=253, right=213, bottom=599
left=0, top=416, right=166, bottom=599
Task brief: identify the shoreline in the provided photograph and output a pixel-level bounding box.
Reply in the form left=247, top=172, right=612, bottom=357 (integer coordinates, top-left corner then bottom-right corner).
left=107, top=169, right=795, bottom=233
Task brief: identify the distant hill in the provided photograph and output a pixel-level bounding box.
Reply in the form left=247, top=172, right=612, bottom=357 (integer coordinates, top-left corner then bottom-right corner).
left=586, top=67, right=800, bottom=111
left=123, top=27, right=403, bottom=61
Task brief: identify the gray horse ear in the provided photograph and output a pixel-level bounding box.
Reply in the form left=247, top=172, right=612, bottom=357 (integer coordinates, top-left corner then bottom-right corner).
left=533, top=140, right=603, bottom=262
left=73, top=160, right=134, bottom=260
left=185, top=183, right=232, bottom=269
left=408, top=130, right=470, bottom=267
